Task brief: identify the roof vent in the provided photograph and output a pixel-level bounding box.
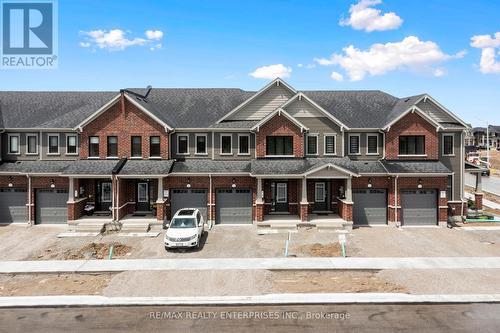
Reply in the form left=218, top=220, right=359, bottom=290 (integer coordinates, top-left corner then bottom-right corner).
left=404, top=98, right=410, bottom=102
left=120, top=85, right=152, bottom=101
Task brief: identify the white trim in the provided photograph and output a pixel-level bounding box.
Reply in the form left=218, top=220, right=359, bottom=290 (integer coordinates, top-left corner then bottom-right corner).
left=47, top=133, right=60, bottom=155
left=25, top=133, right=38, bottom=155
left=216, top=78, right=297, bottom=123
left=237, top=133, right=251, bottom=156
left=416, top=94, right=468, bottom=127
left=306, top=133, right=319, bottom=155
left=176, top=134, right=190, bottom=155
left=7, top=133, right=20, bottom=155
left=280, top=92, right=350, bottom=130
left=194, top=134, right=208, bottom=155
left=348, top=134, right=361, bottom=155
left=75, top=94, right=121, bottom=130
left=124, top=95, right=173, bottom=132
left=65, top=134, right=78, bottom=155
left=220, top=133, right=233, bottom=155
left=251, top=108, right=308, bottom=132
left=383, top=105, right=442, bottom=131
left=304, top=163, right=359, bottom=178
left=442, top=133, right=454, bottom=156
left=366, top=134, right=379, bottom=155
left=323, top=133, right=337, bottom=156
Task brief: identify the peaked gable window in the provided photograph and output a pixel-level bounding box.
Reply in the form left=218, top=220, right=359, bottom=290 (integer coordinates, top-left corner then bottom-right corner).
left=399, top=136, right=425, bottom=155
left=266, top=136, right=293, bottom=156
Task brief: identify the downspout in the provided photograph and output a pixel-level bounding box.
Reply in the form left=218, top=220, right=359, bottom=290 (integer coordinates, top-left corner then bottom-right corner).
left=460, top=130, right=465, bottom=217
left=379, top=130, right=386, bottom=159
left=209, top=173, right=213, bottom=229
left=395, top=175, right=399, bottom=227
left=39, top=131, right=43, bottom=160
left=211, top=131, right=215, bottom=160
left=27, top=175, right=32, bottom=226
left=116, top=176, right=120, bottom=222
left=111, top=175, right=115, bottom=221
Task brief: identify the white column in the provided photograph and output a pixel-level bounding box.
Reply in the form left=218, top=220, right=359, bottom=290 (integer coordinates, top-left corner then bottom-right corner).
left=256, top=177, right=263, bottom=203
left=68, top=177, right=75, bottom=203
left=157, top=177, right=164, bottom=202
left=475, top=173, right=482, bottom=193
left=345, top=177, right=352, bottom=202
left=300, top=177, right=308, bottom=204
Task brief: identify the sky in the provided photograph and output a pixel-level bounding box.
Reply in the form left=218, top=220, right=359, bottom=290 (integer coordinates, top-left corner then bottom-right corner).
left=1, top=0, right=499, bottom=127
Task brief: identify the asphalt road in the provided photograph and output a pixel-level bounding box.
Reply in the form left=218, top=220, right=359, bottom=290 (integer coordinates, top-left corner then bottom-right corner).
left=465, top=173, right=500, bottom=195
left=1, top=303, right=500, bottom=333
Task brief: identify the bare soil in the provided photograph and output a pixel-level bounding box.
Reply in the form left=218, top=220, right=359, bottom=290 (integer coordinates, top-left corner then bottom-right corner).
left=480, top=150, right=500, bottom=176
left=0, top=273, right=114, bottom=296
left=271, top=270, right=407, bottom=293
left=466, top=185, right=500, bottom=205
left=295, top=243, right=342, bottom=257
left=33, top=242, right=132, bottom=260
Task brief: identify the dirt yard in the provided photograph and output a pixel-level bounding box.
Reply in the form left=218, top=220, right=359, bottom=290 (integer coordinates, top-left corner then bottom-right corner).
left=0, top=273, right=114, bottom=296
left=480, top=149, right=500, bottom=176
left=33, top=242, right=133, bottom=260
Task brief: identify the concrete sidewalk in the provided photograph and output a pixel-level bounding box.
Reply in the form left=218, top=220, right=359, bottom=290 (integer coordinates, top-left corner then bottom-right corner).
left=2, top=257, right=500, bottom=273
left=1, top=293, right=500, bottom=307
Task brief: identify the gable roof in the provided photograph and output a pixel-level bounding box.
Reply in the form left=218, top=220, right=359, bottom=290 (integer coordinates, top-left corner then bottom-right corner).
left=251, top=108, right=308, bottom=132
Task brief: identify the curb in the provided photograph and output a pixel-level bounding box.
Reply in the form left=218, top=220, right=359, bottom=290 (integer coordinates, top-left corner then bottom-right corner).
left=1, top=293, right=500, bottom=307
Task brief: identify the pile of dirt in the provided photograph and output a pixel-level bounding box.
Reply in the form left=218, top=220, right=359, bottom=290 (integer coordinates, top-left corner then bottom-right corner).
left=0, top=273, right=113, bottom=296
left=65, top=242, right=132, bottom=260
left=296, top=242, right=342, bottom=257
left=271, top=270, right=407, bottom=293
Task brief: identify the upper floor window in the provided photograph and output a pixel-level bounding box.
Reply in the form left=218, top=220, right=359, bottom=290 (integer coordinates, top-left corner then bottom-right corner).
left=238, top=134, right=250, bottom=155
left=177, top=134, right=189, bottom=155
left=195, top=134, right=207, bottom=155
left=220, top=134, right=232, bottom=155
left=324, top=134, right=336, bottom=155
left=306, top=134, right=318, bottom=155
left=89, top=136, right=99, bottom=157
left=399, top=135, right=425, bottom=155
left=443, top=134, right=454, bottom=156
left=348, top=134, right=360, bottom=155
left=266, top=136, right=293, bottom=156
left=131, top=136, right=142, bottom=157
left=27, top=134, right=38, bottom=154
left=150, top=136, right=161, bottom=157
left=367, top=134, right=379, bottom=155
left=48, top=134, right=59, bottom=155
left=8, top=134, right=20, bottom=154
left=107, top=136, right=118, bottom=157
left=66, top=135, right=78, bottom=155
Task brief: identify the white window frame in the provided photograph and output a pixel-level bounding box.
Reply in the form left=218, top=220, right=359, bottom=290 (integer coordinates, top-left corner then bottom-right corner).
left=47, top=133, right=60, bottom=155
left=7, top=133, right=20, bottom=155
left=220, top=134, right=233, bottom=155
left=66, top=134, right=78, bottom=155
left=237, top=134, right=251, bottom=156
left=323, top=133, right=337, bottom=156
left=306, top=133, right=319, bottom=156
left=442, top=133, right=454, bottom=156
left=195, top=134, right=208, bottom=155
left=177, top=134, right=190, bottom=155
left=348, top=134, right=361, bottom=155
left=366, top=134, right=379, bottom=155
left=26, top=133, right=38, bottom=155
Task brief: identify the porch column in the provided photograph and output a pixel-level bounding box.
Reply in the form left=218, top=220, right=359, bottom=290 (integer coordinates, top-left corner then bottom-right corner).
left=255, top=177, right=264, bottom=222
left=156, top=177, right=165, bottom=221
left=300, top=177, right=309, bottom=222
left=68, top=177, right=75, bottom=203
left=345, top=177, right=352, bottom=202
left=474, top=173, right=483, bottom=211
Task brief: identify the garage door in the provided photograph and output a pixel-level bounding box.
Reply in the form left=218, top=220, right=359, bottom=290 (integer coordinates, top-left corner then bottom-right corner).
left=353, top=189, right=387, bottom=226
left=216, top=188, right=252, bottom=224
left=170, top=189, right=207, bottom=221
left=35, top=189, right=68, bottom=224
left=0, top=188, right=27, bottom=223
left=401, top=189, right=437, bottom=226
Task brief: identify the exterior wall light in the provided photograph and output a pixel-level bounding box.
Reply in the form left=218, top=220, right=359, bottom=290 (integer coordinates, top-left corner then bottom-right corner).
left=367, top=177, right=372, bottom=188
left=231, top=178, right=236, bottom=188
left=417, top=178, right=423, bottom=189
left=186, top=178, right=191, bottom=188
left=8, top=176, right=13, bottom=187
left=50, top=179, right=56, bottom=188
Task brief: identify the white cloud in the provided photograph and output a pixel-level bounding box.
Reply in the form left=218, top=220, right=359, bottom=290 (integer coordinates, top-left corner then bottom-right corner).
left=433, top=68, right=446, bottom=77
left=145, top=30, right=164, bottom=40
left=297, top=63, right=304, bottom=68
left=80, top=29, right=164, bottom=51
left=314, top=36, right=464, bottom=81
left=249, top=64, right=292, bottom=79
left=470, top=32, right=500, bottom=74
left=330, top=71, right=344, bottom=81
left=339, top=0, right=403, bottom=32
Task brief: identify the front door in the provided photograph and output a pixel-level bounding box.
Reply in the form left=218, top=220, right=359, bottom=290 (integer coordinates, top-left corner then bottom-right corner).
left=272, top=182, right=288, bottom=212
left=136, top=182, right=150, bottom=212
left=96, top=181, right=112, bottom=211
left=314, top=182, right=328, bottom=211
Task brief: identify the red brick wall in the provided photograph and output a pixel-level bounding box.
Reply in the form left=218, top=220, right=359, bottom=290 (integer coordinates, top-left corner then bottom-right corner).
left=385, top=112, right=438, bottom=160
left=256, top=113, right=304, bottom=158
left=338, top=199, right=353, bottom=221
left=80, top=95, right=169, bottom=159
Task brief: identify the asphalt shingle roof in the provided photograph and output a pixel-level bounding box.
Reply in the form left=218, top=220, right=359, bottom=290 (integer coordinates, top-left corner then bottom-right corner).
left=0, top=160, right=73, bottom=174
left=171, top=160, right=251, bottom=174
left=62, top=160, right=121, bottom=175
left=381, top=160, right=451, bottom=174
left=119, top=159, right=174, bottom=175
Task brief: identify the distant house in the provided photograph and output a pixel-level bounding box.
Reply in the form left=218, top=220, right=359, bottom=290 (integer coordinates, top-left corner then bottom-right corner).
left=472, top=126, right=500, bottom=149
left=464, top=124, right=474, bottom=146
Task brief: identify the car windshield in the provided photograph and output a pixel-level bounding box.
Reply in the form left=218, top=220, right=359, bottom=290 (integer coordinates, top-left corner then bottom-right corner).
left=170, top=217, right=196, bottom=228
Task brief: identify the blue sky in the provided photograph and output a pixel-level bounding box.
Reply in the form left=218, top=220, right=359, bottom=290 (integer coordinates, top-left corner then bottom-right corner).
left=1, top=0, right=500, bottom=126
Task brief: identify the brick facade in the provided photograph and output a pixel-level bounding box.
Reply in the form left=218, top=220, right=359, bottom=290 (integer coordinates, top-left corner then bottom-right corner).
left=385, top=112, right=439, bottom=160
left=80, top=95, right=169, bottom=159
left=256, top=113, right=304, bottom=158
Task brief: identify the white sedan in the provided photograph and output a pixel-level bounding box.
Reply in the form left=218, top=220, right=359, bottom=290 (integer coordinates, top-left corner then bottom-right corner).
left=164, top=208, right=204, bottom=249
